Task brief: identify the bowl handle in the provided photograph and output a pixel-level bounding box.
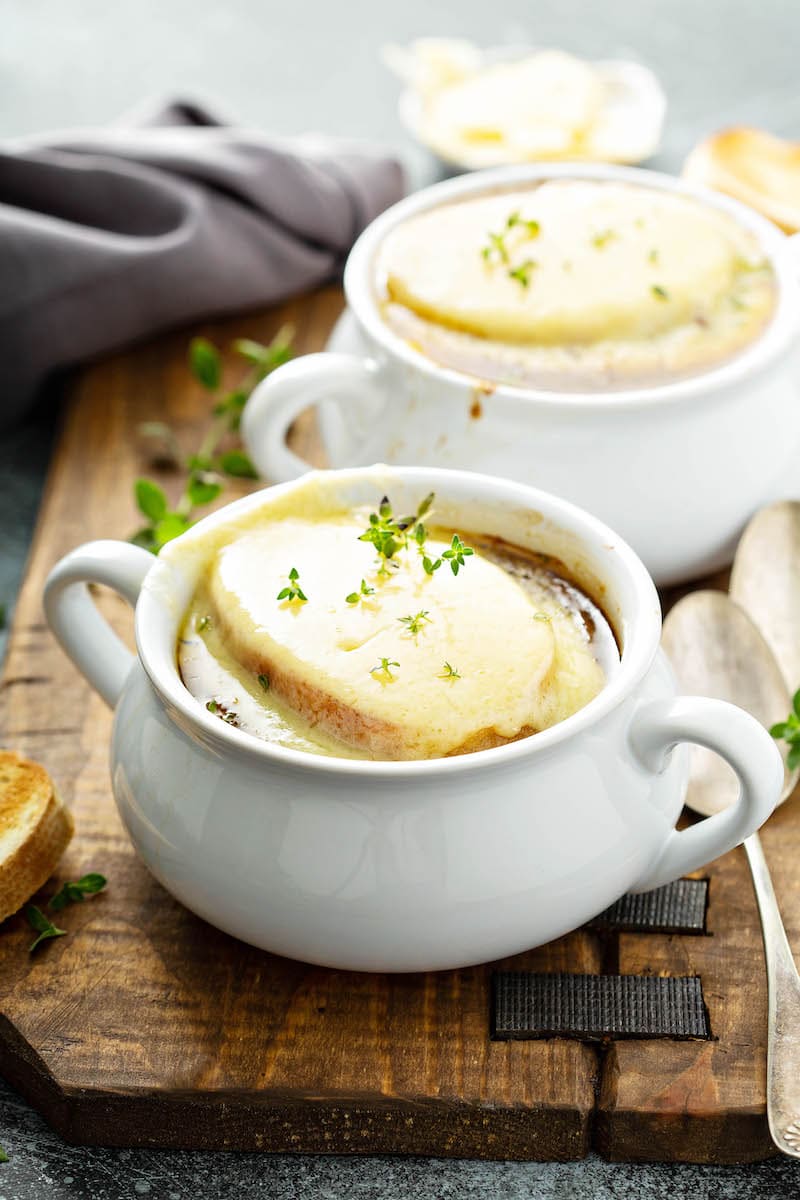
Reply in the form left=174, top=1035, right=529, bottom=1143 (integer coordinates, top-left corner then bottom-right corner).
left=241, top=352, right=384, bottom=482
left=44, top=541, right=154, bottom=709
left=628, top=696, right=783, bottom=891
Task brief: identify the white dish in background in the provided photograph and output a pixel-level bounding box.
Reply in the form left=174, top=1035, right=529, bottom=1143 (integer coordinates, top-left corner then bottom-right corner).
left=384, top=39, right=666, bottom=171
left=242, top=163, right=800, bottom=587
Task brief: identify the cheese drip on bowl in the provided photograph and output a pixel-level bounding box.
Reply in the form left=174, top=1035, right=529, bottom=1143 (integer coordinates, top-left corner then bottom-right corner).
left=178, top=504, right=616, bottom=761
left=377, top=180, right=776, bottom=390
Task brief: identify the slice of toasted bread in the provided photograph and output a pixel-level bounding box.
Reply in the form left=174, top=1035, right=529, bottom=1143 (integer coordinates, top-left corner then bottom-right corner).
left=380, top=181, right=753, bottom=345
left=194, top=513, right=605, bottom=761
left=0, top=751, right=74, bottom=923
left=684, top=127, right=800, bottom=234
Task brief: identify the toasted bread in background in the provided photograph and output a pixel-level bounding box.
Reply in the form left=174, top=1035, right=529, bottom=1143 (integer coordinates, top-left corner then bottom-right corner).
left=0, top=751, right=74, bottom=923
left=684, top=127, right=800, bottom=234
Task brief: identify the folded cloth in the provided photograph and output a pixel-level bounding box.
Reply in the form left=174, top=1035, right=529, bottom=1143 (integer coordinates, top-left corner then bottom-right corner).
left=0, top=98, right=405, bottom=428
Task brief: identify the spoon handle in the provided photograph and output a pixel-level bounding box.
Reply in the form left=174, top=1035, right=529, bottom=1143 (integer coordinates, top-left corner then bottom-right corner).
left=744, top=832, right=800, bottom=1157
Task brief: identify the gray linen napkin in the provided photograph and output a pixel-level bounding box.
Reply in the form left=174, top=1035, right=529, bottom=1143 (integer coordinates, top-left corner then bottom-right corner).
left=0, top=98, right=404, bottom=428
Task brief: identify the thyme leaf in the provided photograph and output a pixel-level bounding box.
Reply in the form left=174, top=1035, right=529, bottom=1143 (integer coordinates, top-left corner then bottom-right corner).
left=358, top=493, right=434, bottom=571
left=26, top=905, right=67, bottom=953
left=130, top=325, right=294, bottom=553
left=508, top=259, right=537, bottom=288
left=370, top=658, right=400, bottom=679
left=441, top=534, right=474, bottom=576
left=277, top=567, right=308, bottom=603
left=346, top=579, right=376, bottom=604
left=770, top=689, right=800, bottom=771
left=50, top=874, right=107, bottom=912
left=398, top=610, right=431, bottom=636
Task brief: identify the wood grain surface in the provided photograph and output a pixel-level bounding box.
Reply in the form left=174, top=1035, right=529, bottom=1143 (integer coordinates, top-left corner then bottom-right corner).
left=0, top=289, right=796, bottom=1161
left=0, top=289, right=599, bottom=1160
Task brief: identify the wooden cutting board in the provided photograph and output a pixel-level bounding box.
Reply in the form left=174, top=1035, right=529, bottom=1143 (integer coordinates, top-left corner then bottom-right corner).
left=0, top=286, right=797, bottom=1162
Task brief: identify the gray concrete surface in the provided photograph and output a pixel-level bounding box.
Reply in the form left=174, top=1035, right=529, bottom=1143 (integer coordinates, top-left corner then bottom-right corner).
left=2, top=0, right=800, bottom=1194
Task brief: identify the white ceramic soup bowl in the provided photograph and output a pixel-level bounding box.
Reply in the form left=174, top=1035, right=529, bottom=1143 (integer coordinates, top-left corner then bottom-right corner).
left=241, top=163, right=800, bottom=587
left=44, top=466, right=782, bottom=972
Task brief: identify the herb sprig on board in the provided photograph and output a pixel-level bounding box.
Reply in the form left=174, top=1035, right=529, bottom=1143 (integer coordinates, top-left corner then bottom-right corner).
left=25, top=906, right=66, bottom=952
left=770, top=689, right=800, bottom=770
left=50, top=873, right=107, bottom=912
left=130, top=326, right=294, bottom=553
left=24, top=871, right=108, bottom=952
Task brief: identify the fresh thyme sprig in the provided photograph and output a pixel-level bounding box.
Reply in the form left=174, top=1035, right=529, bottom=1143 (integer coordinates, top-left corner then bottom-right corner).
left=346, top=579, right=376, bottom=605
left=651, top=284, right=669, bottom=301
left=508, top=259, right=537, bottom=288
left=770, top=689, right=800, bottom=770
left=358, top=493, right=434, bottom=573
left=439, top=662, right=461, bottom=679
left=481, top=211, right=541, bottom=288
left=50, top=874, right=107, bottom=912
left=25, top=905, right=66, bottom=953
left=507, top=211, right=541, bottom=237
left=423, top=534, right=475, bottom=577
left=398, top=610, right=431, bottom=636
left=23, top=871, right=107, bottom=953
left=277, top=567, right=308, bottom=603
left=591, top=229, right=616, bottom=249
left=130, top=325, right=294, bottom=553
left=481, top=230, right=510, bottom=264
left=370, top=658, right=399, bottom=679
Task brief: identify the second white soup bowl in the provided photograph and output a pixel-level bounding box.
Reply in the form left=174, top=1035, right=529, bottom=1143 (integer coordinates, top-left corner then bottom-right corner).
left=44, top=466, right=782, bottom=971
left=242, top=164, right=800, bottom=586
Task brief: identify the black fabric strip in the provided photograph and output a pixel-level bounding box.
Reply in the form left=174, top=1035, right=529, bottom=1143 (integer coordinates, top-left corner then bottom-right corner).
left=492, top=972, right=710, bottom=1041
left=588, top=879, right=709, bottom=935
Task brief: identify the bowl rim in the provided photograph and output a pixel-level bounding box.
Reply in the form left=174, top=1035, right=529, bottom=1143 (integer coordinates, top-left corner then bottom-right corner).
left=344, top=162, right=800, bottom=411
left=135, top=464, right=662, bottom=780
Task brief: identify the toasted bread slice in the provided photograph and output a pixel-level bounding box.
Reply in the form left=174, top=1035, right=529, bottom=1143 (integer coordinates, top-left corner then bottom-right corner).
left=684, top=127, right=800, bottom=234
left=200, top=513, right=605, bottom=760
left=379, top=181, right=759, bottom=345
left=0, top=751, right=74, bottom=923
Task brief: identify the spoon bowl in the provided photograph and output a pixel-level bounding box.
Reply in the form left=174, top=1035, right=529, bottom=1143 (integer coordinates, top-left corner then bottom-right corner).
left=730, top=500, right=800, bottom=697
left=662, top=584, right=800, bottom=1158
left=662, top=589, right=797, bottom=815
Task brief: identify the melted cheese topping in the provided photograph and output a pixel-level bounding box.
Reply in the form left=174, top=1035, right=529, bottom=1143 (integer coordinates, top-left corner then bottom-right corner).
left=178, top=510, right=609, bottom=761
left=377, top=181, right=775, bottom=389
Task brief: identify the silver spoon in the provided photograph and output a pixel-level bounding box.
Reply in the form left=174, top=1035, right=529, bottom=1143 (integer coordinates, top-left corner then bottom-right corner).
left=730, top=500, right=800, bottom=695
left=662, top=590, right=800, bottom=1157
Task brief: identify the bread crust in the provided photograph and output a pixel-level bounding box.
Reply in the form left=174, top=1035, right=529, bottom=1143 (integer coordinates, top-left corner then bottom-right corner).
left=0, top=751, right=74, bottom=922
left=684, top=127, right=800, bottom=234
left=211, top=605, right=532, bottom=760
